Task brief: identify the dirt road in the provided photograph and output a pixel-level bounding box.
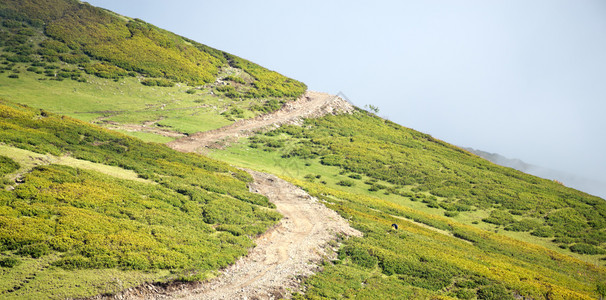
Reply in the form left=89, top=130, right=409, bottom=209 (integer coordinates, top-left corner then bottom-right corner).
left=101, top=171, right=360, bottom=300
left=173, top=171, right=361, bottom=299
left=101, top=91, right=360, bottom=299
left=166, top=92, right=359, bottom=299
left=167, top=91, right=354, bottom=152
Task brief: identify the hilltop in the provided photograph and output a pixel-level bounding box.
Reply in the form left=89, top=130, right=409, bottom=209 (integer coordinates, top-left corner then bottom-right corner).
left=0, top=0, right=306, bottom=142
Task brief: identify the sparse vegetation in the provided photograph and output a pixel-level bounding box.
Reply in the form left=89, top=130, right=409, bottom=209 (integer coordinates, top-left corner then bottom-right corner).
left=364, top=104, right=379, bottom=114
left=0, top=257, right=20, bottom=268
left=140, top=78, right=175, bottom=87
left=336, top=180, right=355, bottom=187
left=250, top=99, right=285, bottom=114
left=0, top=155, right=19, bottom=176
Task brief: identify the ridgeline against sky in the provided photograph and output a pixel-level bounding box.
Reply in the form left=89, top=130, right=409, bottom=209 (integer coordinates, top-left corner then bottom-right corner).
left=87, top=0, right=606, bottom=191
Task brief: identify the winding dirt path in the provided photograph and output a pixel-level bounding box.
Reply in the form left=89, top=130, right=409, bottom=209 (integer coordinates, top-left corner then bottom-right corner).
left=97, top=91, right=359, bottom=299
left=172, top=171, right=361, bottom=299
left=100, top=171, right=361, bottom=300
left=165, top=92, right=359, bottom=299
left=167, top=91, right=354, bottom=152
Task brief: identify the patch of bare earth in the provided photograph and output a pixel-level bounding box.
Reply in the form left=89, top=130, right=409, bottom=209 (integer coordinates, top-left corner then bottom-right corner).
left=179, top=170, right=360, bottom=299
left=103, top=120, right=186, bottom=138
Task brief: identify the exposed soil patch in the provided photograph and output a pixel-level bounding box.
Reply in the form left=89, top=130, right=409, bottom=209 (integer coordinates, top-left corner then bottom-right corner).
left=103, top=121, right=186, bottom=138
left=176, top=170, right=361, bottom=299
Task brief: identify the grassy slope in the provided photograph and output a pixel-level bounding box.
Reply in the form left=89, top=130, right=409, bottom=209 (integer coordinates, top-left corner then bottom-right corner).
left=212, top=111, right=606, bottom=256
left=0, top=144, right=149, bottom=183
left=0, top=0, right=604, bottom=299
left=292, top=180, right=605, bottom=299
left=0, top=0, right=306, bottom=142
left=210, top=141, right=605, bottom=265
left=1, top=0, right=307, bottom=95
left=0, top=100, right=281, bottom=299
left=209, top=111, right=606, bottom=299
left=0, top=69, right=249, bottom=141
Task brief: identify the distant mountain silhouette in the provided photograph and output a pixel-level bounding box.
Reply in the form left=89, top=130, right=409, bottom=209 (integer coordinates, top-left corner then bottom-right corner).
left=464, top=147, right=606, bottom=200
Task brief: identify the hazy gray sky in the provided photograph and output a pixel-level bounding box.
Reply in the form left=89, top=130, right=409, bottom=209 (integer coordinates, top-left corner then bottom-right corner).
left=87, top=0, right=606, bottom=186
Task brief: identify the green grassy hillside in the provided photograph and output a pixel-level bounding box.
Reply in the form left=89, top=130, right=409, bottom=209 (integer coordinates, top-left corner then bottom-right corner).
left=210, top=110, right=606, bottom=299
left=0, top=0, right=306, bottom=95
left=212, top=111, right=606, bottom=258
left=1, top=0, right=605, bottom=299
left=0, top=0, right=306, bottom=142
left=0, top=100, right=281, bottom=298
left=291, top=180, right=605, bottom=299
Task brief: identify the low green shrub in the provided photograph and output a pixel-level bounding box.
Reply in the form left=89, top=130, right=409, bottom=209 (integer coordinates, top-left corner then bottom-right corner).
left=476, top=285, right=514, bottom=300
left=250, top=99, right=284, bottom=114
left=224, top=75, right=245, bottom=84
left=531, top=226, right=554, bottom=238
left=482, top=210, right=515, bottom=226
left=504, top=218, right=542, bottom=232
left=569, top=243, right=605, bottom=255
left=444, top=211, right=459, bottom=217
left=0, top=257, right=20, bottom=268
left=336, top=180, right=354, bottom=187
left=0, top=155, right=20, bottom=175
left=140, top=78, right=174, bottom=87
left=339, top=245, right=377, bottom=269
left=16, top=243, right=50, bottom=258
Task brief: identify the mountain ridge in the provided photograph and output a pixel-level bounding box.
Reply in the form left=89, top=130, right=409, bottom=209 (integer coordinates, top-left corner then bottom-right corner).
left=465, top=147, right=606, bottom=199
left=1, top=0, right=307, bottom=97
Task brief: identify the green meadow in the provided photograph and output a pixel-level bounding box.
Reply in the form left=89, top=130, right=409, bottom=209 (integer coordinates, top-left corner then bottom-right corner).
left=0, top=0, right=306, bottom=142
